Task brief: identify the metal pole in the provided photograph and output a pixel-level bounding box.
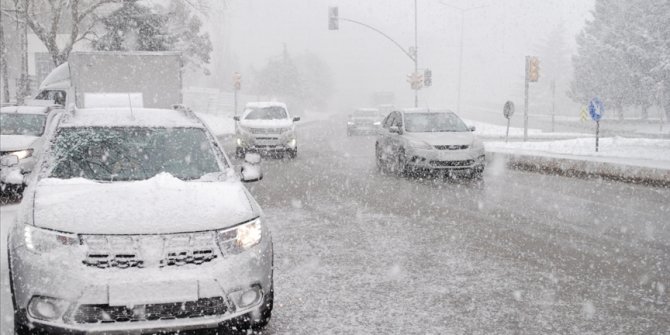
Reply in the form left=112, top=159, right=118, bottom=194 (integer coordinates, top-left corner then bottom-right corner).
left=596, top=121, right=600, bottom=152
left=524, top=56, right=529, bottom=142
left=457, top=12, right=464, bottom=115
left=414, top=0, right=418, bottom=108
left=506, top=117, right=510, bottom=143
left=234, top=90, right=238, bottom=116
left=551, top=80, right=556, bottom=132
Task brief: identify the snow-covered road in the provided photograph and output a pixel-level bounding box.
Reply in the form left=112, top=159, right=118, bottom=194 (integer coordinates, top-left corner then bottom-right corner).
left=1, top=116, right=668, bottom=334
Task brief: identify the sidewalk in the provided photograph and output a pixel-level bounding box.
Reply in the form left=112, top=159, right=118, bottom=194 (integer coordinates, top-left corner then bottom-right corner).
left=485, top=137, right=670, bottom=186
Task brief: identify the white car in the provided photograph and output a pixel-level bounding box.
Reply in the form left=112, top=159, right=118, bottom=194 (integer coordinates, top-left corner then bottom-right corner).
left=0, top=105, right=61, bottom=193
left=8, top=106, right=274, bottom=334
left=347, top=108, right=383, bottom=136
left=234, top=102, right=300, bottom=158
left=375, top=109, right=486, bottom=178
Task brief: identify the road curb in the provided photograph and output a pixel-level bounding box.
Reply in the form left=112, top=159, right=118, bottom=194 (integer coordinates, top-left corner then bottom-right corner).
left=488, top=151, right=670, bottom=187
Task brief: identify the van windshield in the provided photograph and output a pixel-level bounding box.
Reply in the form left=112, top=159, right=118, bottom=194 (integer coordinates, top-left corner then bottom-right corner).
left=0, top=113, right=47, bottom=136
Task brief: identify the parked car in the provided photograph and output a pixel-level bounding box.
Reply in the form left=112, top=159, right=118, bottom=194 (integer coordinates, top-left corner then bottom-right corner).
left=375, top=109, right=486, bottom=178
left=234, top=102, right=300, bottom=158
left=347, top=108, right=384, bottom=136
left=0, top=105, right=61, bottom=194
left=7, top=106, right=274, bottom=334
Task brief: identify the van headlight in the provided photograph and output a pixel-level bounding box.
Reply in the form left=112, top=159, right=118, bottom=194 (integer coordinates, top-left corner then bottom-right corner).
left=216, top=218, right=262, bottom=255
left=23, top=225, right=79, bottom=254
left=6, top=149, right=33, bottom=160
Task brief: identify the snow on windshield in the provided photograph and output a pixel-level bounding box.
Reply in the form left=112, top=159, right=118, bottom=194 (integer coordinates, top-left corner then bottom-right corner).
left=244, top=106, right=288, bottom=120
left=405, top=113, right=469, bottom=133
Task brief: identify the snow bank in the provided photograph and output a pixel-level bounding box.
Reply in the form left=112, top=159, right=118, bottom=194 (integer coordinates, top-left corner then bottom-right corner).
left=463, top=118, right=589, bottom=140
left=486, top=137, right=670, bottom=185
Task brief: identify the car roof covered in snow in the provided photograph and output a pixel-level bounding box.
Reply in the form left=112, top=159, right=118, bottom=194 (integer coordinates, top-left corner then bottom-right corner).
left=245, top=101, right=287, bottom=109
left=1, top=105, right=55, bottom=115
left=60, top=108, right=205, bottom=128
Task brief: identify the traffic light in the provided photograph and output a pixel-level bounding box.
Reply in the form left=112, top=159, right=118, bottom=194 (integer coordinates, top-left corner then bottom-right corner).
left=328, top=7, right=339, bottom=30
left=233, top=72, right=241, bottom=91
left=528, top=56, right=540, bottom=82
left=424, top=69, right=432, bottom=87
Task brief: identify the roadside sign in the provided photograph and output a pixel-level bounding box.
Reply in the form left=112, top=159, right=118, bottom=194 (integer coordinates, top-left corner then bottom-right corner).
left=580, top=106, right=588, bottom=122
left=588, top=97, right=604, bottom=122
left=503, top=101, right=515, bottom=119
left=588, top=97, right=605, bottom=152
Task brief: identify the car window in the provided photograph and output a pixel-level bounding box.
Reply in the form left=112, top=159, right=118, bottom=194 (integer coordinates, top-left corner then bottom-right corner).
left=404, top=113, right=469, bottom=133
left=244, top=106, right=288, bottom=120
left=391, top=113, right=403, bottom=128
left=49, top=127, right=222, bottom=181
left=383, top=112, right=396, bottom=129
left=0, top=113, right=47, bottom=136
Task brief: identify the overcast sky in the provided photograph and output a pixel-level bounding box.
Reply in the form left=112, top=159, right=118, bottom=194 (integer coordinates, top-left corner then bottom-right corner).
left=204, top=0, right=594, bottom=115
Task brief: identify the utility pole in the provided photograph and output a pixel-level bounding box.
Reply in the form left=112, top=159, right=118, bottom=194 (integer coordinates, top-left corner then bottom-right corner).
left=551, top=80, right=556, bottom=132
left=437, top=2, right=489, bottom=115
left=414, top=0, right=418, bottom=107
left=524, top=56, right=530, bottom=141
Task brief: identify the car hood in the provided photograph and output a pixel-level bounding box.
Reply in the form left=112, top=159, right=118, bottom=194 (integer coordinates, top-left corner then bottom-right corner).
left=32, top=173, right=257, bottom=235
left=0, top=135, right=40, bottom=151
left=240, top=119, right=293, bottom=128
left=405, top=131, right=474, bottom=146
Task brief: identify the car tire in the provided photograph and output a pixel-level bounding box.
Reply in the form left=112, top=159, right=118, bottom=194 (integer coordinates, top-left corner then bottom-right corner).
left=394, top=149, right=408, bottom=176
left=375, top=144, right=385, bottom=172
left=287, top=148, right=298, bottom=159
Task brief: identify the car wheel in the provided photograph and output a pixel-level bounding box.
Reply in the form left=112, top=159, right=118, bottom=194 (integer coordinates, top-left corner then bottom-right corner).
left=394, top=149, right=408, bottom=176
left=287, top=148, right=298, bottom=159
left=375, top=144, right=385, bottom=172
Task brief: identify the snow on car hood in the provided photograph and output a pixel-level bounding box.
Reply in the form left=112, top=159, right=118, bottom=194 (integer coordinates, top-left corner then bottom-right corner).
left=405, top=131, right=474, bottom=146
left=32, top=173, right=256, bottom=235
left=0, top=135, right=40, bottom=151
left=240, top=119, right=293, bottom=128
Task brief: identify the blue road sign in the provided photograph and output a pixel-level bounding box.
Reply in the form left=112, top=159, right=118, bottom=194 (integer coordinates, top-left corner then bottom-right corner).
left=588, top=97, right=604, bottom=122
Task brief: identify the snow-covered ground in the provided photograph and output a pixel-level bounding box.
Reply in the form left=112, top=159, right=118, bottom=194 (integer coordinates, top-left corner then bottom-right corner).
left=486, top=137, right=670, bottom=170
left=463, top=118, right=590, bottom=140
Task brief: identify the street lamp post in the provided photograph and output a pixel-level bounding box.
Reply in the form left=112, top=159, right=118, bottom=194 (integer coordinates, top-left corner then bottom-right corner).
left=438, top=2, right=489, bottom=115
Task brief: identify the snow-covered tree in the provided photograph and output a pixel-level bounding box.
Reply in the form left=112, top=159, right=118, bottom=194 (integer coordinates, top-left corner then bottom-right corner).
left=572, top=0, right=670, bottom=120
left=92, top=0, right=212, bottom=75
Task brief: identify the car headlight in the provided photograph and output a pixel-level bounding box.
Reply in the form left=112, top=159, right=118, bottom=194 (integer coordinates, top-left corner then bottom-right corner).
left=407, top=139, right=433, bottom=150
left=6, top=149, right=33, bottom=160
left=23, top=225, right=79, bottom=254
left=216, top=218, right=262, bottom=255
left=347, top=121, right=354, bottom=125
left=373, top=121, right=381, bottom=126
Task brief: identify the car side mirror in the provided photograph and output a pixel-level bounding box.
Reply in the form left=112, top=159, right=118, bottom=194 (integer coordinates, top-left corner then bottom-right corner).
left=293, top=116, right=301, bottom=122
left=233, top=116, right=240, bottom=121
left=389, top=125, right=402, bottom=134
left=0, top=155, right=19, bottom=167
left=240, top=153, right=263, bottom=182
left=469, top=126, right=476, bottom=132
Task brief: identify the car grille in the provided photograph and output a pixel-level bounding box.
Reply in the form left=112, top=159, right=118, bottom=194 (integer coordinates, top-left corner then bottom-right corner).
left=82, top=232, right=218, bottom=269
left=429, top=159, right=474, bottom=167
left=72, top=297, right=228, bottom=323
left=434, top=145, right=469, bottom=150
left=247, top=127, right=287, bottom=134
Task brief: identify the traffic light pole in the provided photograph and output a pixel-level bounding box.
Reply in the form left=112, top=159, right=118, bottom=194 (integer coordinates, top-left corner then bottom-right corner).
left=333, top=0, right=419, bottom=107
left=524, top=56, right=529, bottom=142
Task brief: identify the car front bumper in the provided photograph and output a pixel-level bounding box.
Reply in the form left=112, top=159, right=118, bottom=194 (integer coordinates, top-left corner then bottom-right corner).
left=9, top=228, right=273, bottom=333
left=405, top=148, right=486, bottom=170
left=236, top=132, right=296, bottom=152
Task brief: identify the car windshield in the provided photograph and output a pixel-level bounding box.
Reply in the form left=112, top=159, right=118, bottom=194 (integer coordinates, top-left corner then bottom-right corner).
left=244, top=106, right=288, bottom=120
left=0, top=113, right=47, bottom=136
left=404, top=113, right=470, bottom=133
left=49, top=127, right=221, bottom=181
left=354, top=110, right=378, bottom=117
